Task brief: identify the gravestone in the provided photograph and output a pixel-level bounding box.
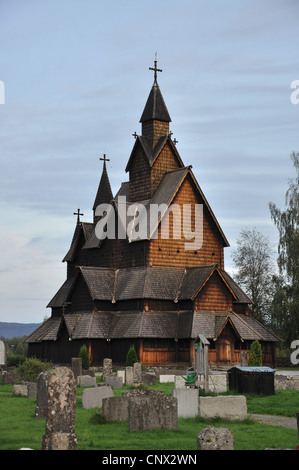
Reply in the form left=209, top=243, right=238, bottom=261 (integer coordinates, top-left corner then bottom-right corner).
left=103, top=358, right=112, bottom=377
left=71, top=357, right=82, bottom=380
left=2, top=367, right=18, bottom=384
left=82, top=385, right=113, bottom=409
left=0, top=340, right=5, bottom=365
left=42, top=367, right=77, bottom=450
left=197, top=426, right=234, bottom=450
left=141, top=371, right=157, bottom=386
left=172, top=388, right=199, bottom=418
left=12, top=384, right=28, bottom=397
left=124, top=389, right=178, bottom=432
left=103, top=375, right=123, bottom=389
left=35, top=370, right=52, bottom=418
left=117, top=370, right=125, bottom=384
left=102, top=396, right=129, bottom=422
left=12, top=382, right=37, bottom=399
left=78, top=375, right=96, bottom=387
left=133, top=362, right=142, bottom=386
left=27, top=382, right=37, bottom=399
left=125, top=366, right=134, bottom=386
left=198, top=395, right=247, bottom=420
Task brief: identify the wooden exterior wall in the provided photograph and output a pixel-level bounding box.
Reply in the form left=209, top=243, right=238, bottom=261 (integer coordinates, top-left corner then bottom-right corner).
left=195, top=272, right=233, bottom=311
left=150, top=142, right=181, bottom=195
left=129, top=143, right=151, bottom=202
left=139, top=338, right=191, bottom=366
left=147, top=175, right=224, bottom=268
left=142, top=120, right=169, bottom=148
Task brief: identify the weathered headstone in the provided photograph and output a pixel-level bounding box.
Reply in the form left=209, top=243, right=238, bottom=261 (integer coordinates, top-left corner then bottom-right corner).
left=2, top=367, right=18, bottom=384
left=0, top=340, right=5, bottom=365
left=197, top=426, right=234, bottom=450
left=198, top=395, right=247, bottom=420
left=103, top=375, right=123, bottom=389
left=103, top=358, right=112, bottom=377
left=42, top=367, right=77, bottom=450
left=27, top=381, right=37, bottom=399
left=125, top=389, right=178, bottom=432
left=133, top=362, right=142, bottom=386
left=102, top=396, right=129, bottom=422
left=125, top=366, right=134, bottom=386
left=141, top=371, right=157, bottom=386
left=78, top=375, right=96, bottom=387
left=12, top=381, right=37, bottom=399
left=35, top=370, right=52, bottom=418
left=12, top=384, right=28, bottom=397
left=82, top=385, right=113, bottom=409
left=71, top=357, right=82, bottom=380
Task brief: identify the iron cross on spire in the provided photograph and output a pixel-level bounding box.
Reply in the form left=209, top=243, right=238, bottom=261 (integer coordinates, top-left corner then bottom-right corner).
left=73, top=208, right=84, bottom=224
left=149, top=58, right=162, bottom=83
left=100, top=154, right=110, bottom=164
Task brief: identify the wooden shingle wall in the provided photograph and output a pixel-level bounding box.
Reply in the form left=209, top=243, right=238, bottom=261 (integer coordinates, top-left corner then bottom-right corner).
left=147, top=175, right=224, bottom=268
left=150, top=142, right=181, bottom=196
left=195, top=271, right=233, bottom=311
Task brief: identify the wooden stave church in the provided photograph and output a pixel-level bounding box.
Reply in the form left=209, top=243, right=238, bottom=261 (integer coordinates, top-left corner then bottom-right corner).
left=26, top=63, right=280, bottom=368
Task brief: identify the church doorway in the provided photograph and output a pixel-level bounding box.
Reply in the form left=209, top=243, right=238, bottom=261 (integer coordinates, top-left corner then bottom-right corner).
left=217, top=338, right=231, bottom=363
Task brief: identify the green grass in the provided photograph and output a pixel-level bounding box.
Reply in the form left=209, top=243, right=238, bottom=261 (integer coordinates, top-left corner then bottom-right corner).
left=0, top=382, right=298, bottom=450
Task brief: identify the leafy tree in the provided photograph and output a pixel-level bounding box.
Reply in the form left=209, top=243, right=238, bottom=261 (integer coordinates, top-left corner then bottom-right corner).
left=248, top=340, right=262, bottom=366
left=126, top=345, right=138, bottom=366
left=79, top=344, right=90, bottom=370
left=232, top=228, right=275, bottom=324
left=269, top=152, right=299, bottom=344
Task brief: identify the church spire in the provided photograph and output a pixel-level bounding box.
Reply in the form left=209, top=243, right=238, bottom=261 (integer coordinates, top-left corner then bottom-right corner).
left=93, top=155, right=113, bottom=223
left=140, top=59, right=171, bottom=148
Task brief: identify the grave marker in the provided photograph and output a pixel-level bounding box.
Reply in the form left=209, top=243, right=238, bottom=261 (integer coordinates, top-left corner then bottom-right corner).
left=42, top=367, right=77, bottom=450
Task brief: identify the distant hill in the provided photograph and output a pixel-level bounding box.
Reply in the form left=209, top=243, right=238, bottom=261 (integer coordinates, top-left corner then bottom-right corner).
left=0, top=322, right=42, bottom=339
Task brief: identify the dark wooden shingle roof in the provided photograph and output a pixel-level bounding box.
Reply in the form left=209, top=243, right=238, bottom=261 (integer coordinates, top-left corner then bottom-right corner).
left=140, top=82, right=171, bottom=123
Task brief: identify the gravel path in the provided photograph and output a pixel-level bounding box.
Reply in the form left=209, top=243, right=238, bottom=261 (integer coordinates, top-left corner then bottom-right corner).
left=251, top=414, right=298, bottom=430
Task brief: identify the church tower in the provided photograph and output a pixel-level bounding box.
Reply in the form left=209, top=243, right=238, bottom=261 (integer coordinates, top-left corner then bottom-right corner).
left=127, top=60, right=184, bottom=202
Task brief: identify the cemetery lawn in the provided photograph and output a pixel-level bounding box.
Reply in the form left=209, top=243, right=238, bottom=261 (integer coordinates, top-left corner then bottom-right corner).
left=0, top=382, right=298, bottom=450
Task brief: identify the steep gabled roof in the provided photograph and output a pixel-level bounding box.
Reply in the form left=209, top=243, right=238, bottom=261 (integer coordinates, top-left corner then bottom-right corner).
left=191, top=311, right=280, bottom=342
left=125, top=134, right=184, bottom=172
left=63, top=222, right=94, bottom=262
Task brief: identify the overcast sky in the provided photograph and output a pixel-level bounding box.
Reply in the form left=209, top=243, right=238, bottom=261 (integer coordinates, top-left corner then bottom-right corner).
left=0, top=0, right=298, bottom=323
